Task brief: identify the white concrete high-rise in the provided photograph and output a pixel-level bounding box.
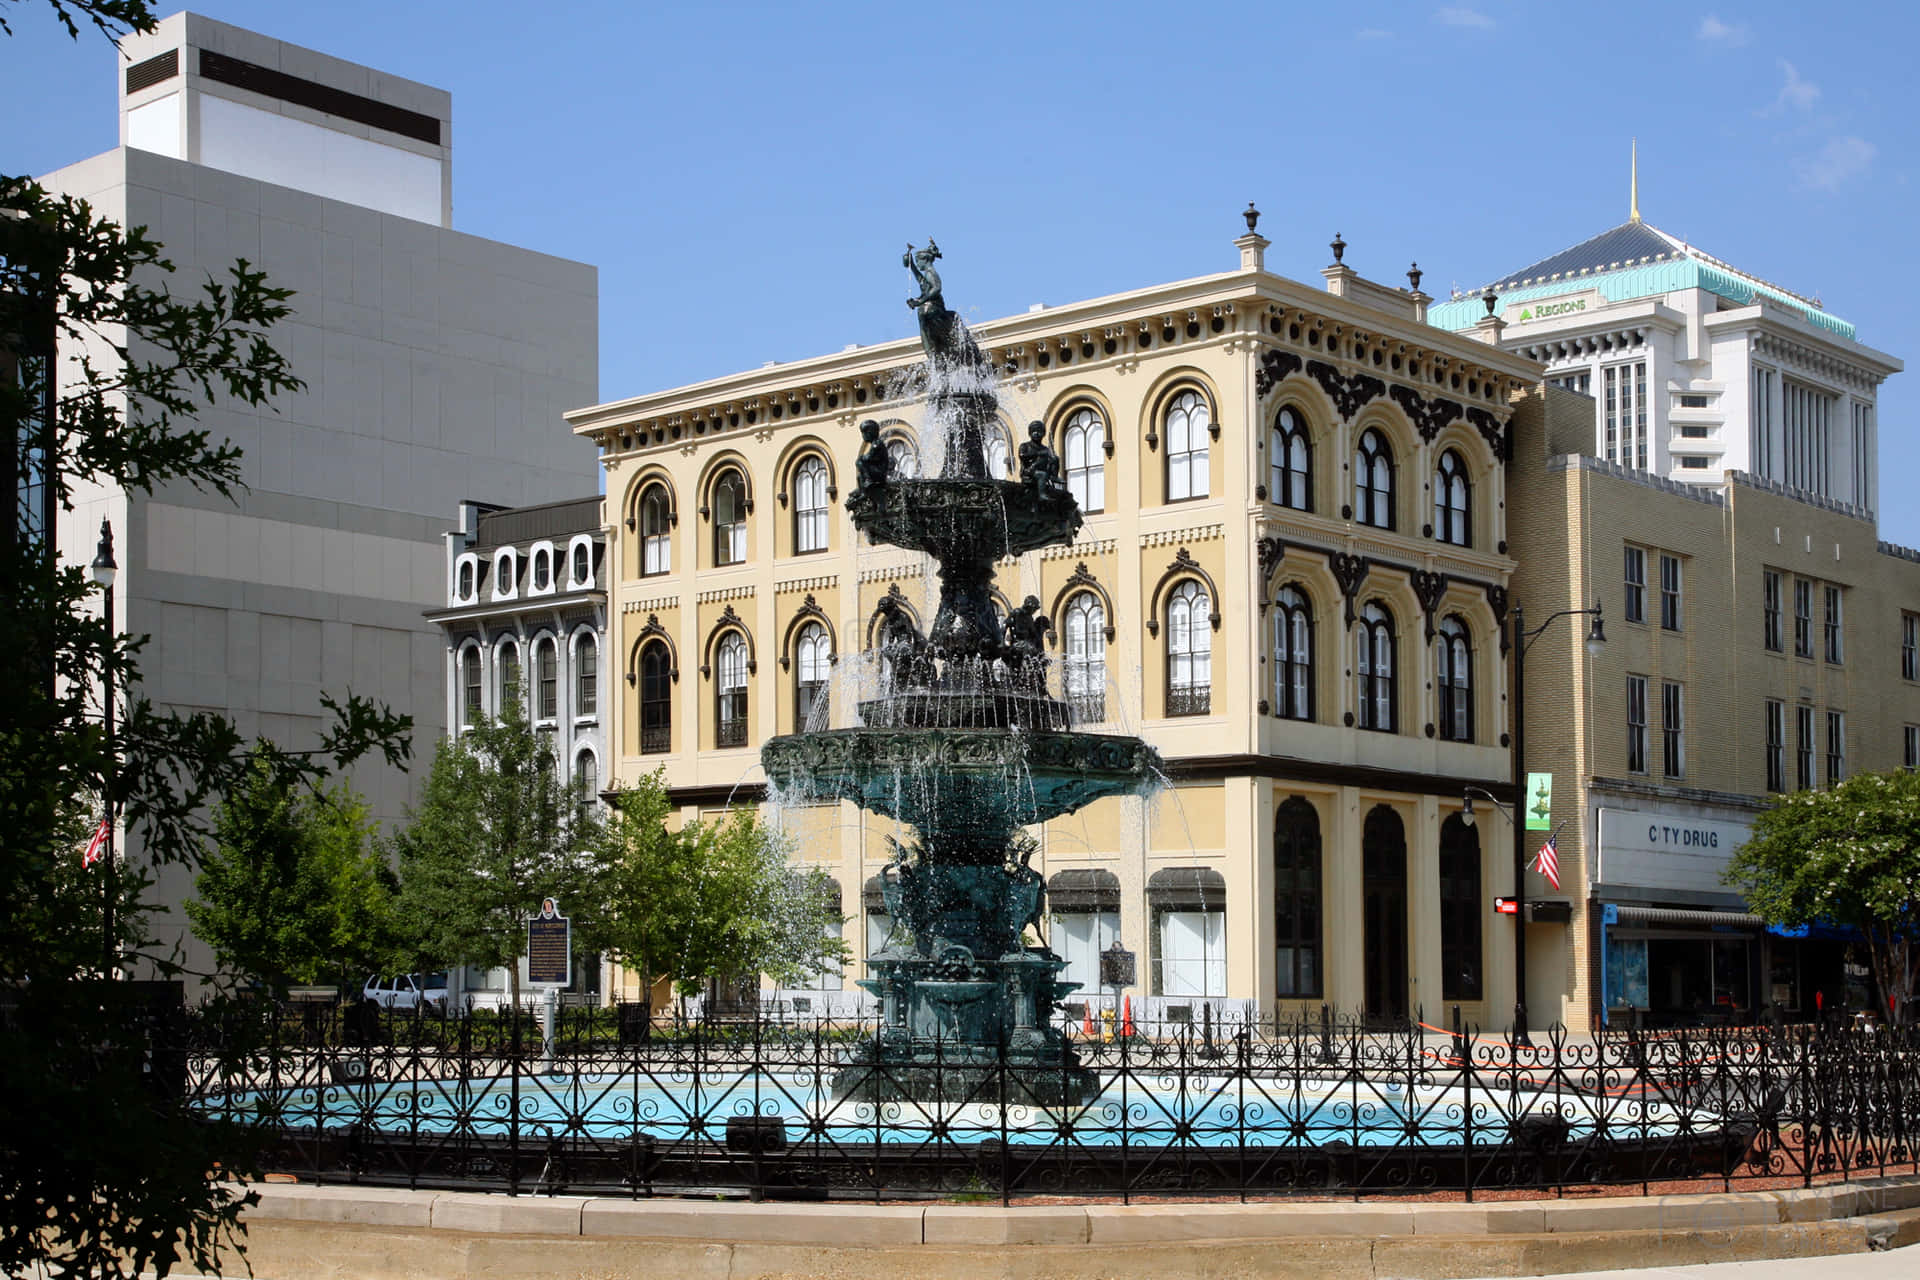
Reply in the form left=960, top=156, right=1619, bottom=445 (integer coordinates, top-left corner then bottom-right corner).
left=1429, top=188, right=1900, bottom=515
left=45, top=12, right=601, bottom=978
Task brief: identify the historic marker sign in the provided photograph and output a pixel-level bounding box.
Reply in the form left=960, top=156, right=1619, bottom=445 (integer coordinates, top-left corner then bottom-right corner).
left=527, top=897, right=571, bottom=987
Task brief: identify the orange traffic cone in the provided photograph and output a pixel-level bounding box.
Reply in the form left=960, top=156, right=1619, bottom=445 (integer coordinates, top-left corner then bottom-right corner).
left=1121, top=994, right=1135, bottom=1038
left=1082, top=1002, right=1094, bottom=1037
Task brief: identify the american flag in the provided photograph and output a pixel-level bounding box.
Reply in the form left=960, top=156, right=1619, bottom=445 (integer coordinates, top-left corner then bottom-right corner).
left=83, top=817, right=109, bottom=868
left=1535, top=831, right=1561, bottom=891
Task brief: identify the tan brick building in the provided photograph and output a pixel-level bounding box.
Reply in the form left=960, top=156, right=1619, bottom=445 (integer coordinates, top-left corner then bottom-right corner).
left=1507, top=387, right=1920, bottom=1029
left=567, top=224, right=1546, bottom=1027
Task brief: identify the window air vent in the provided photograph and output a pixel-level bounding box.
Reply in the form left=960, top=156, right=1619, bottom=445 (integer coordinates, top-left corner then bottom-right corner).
left=125, top=49, right=179, bottom=94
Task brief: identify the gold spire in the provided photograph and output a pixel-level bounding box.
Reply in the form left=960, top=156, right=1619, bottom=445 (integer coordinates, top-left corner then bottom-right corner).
left=1630, top=139, right=1641, bottom=223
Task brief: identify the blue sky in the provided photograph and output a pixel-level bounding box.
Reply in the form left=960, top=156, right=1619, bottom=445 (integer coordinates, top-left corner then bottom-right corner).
left=8, top=1, right=1919, bottom=541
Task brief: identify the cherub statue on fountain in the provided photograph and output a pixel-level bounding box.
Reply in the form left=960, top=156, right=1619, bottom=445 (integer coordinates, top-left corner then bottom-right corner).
left=854, top=419, right=889, bottom=494
left=1018, top=420, right=1064, bottom=497
left=1001, top=595, right=1052, bottom=688
left=876, top=593, right=936, bottom=690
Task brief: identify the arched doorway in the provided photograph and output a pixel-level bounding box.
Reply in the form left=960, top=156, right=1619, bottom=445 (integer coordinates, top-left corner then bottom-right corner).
left=1362, top=805, right=1409, bottom=1023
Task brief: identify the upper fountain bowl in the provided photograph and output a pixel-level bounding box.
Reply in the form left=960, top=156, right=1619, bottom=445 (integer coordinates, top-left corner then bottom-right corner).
left=847, top=477, right=1083, bottom=563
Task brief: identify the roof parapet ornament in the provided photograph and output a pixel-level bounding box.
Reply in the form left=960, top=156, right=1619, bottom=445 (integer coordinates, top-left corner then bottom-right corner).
left=1244, top=202, right=1260, bottom=233
left=1483, top=288, right=1498, bottom=317
left=1330, top=232, right=1346, bottom=265
left=1407, top=262, right=1423, bottom=292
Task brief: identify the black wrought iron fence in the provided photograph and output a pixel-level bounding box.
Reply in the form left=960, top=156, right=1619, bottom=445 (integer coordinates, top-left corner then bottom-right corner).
left=181, top=1002, right=1920, bottom=1204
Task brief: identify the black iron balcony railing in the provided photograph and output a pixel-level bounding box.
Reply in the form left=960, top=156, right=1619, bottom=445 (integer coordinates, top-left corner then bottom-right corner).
left=1166, top=684, right=1211, bottom=717
left=716, top=717, right=748, bottom=749
left=640, top=723, right=671, bottom=754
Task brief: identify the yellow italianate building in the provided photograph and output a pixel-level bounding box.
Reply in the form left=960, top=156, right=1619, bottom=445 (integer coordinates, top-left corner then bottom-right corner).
left=567, top=223, right=1545, bottom=1027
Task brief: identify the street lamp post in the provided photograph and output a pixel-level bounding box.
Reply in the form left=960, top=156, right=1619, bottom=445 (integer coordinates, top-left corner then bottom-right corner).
left=90, top=519, right=117, bottom=978
left=1504, top=598, right=1605, bottom=1040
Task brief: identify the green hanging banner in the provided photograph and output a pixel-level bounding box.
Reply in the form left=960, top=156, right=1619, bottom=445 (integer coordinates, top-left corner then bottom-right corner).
left=1525, top=772, right=1554, bottom=830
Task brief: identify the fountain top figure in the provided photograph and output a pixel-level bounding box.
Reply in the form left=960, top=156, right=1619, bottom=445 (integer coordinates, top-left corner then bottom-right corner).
left=761, top=247, right=1160, bottom=1104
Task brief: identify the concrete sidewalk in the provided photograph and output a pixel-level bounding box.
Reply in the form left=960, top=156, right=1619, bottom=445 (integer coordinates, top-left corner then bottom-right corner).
left=1464, top=1248, right=1917, bottom=1279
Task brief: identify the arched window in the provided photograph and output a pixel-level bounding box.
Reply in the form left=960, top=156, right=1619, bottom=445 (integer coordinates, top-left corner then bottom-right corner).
left=1063, top=407, right=1106, bottom=512
left=575, top=748, right=598, bottom=822
left=985, top=433, right=1011, bottom=480
left=1353, top=428, right=1394, bottom=530
left=886, top=437, right=918, bottom=479
left=794, top=622, right=830, bottom=729
left=1357, top=602, right=1396, bottom=732
left=1269, top=407, right=1311, bottom=511
left=1272, top=585, right=1313, bottom=721
left=531, top=547, right=552, bottom=592
left=1166, top=580, right=1212, bottom=716
left=460, top=645, right=482, bottom=730
left=1434, top=449, right=1471, bottom=546
left=535, top=636, right=558, bottom=721
left=713, top=469, right=748, bottom=566
left=715, top=632, right=749, bottom=747
left=456, top=559, right=475, bottom=601
left=640, top=641, right=672, bottom=754
left=793, top=456, right=829, bottom=554
left=1436, top=615, right=1472, bottom=742
left=570, top=541, right=591, bottom=587
left=1165, top=390, right=1210, bottom=501
left=639, top=484, right=672, bottom=576
left=575, top=633, right=598, bottom=719
left=496, top=639, right=520, bottom=712
left=1274, top=798, right=1322, bottom=998
left=1062, top=592, right=1107, bottom=723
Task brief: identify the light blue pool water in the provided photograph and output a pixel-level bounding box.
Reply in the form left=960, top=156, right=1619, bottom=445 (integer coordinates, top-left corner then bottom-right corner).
left=212, top=1068, right=1702, bottom=1149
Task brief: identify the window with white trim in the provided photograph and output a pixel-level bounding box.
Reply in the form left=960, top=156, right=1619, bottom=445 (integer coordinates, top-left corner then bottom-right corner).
left=1433, top=449, right=1470, bottom=547
left=1796, top=705, right=1814, bottom=790
left=1623, top=546, right=1646, bottom=623
left=639, top=484, right=672, bottom=576
left=1825, top=585, right=1843, bottom=664
left=574, top=633, right=597, bottom=718
left=1357, top=602, right=1396, bottom=732
left=1763, top=570, right=1783, bottom=652
left=1353, top=428, right=1394, bottom=529
left=1164, top=391, right=1210, bottom=501
left=793, top=455, right=829, bottom=554
left=713, top=469, right=748, bottom=566
left=497, top=640, right=520, bottom=712
left=1269, top=407, right=1310, bottom=511
left=1062, top=592, right=1107, bottom=723
left=535, top=637, right=558, bottom=722
left=1272, top=585, right=1313, bottom=722
left=1436, top=615, right=1472, bottom=742
left=1766, top=699, right=1785, bottom=792
left=1063, top=407, right=1106, bottom=512
left=461, top=646, right=482, bottom=730
left=794, top=622, right=830, bottom=729
left=1826, top=710, right=1845, bottom=785
left=716, top=633, right=749, bottom=747
left=1165, top=580, right=1212, bottom=716
left=1662, top=681, right=1684, bottom=779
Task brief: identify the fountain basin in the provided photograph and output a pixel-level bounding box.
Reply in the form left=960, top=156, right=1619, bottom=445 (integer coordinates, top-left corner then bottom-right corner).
left=762, top=728, right=1160, bottom=831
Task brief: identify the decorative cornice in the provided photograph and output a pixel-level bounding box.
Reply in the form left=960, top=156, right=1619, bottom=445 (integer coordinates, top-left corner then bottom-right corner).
left=858, top=562, right=922, bottom=585
left=776, top=575, right=839, bottom=594
left=1040, top=536, right=1117, bottom=562
left=1484, top=584, right=1511, bottom=655
left=622, top=595, right=680, bottom=614
left=1140, top=523, right=1224, bottom=549
left=695, top=585, right=756, bottom=604
left=1465, top=407, right=1510, bottom=461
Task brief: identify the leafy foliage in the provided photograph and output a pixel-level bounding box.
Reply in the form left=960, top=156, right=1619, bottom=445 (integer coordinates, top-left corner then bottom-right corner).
left=391, top=691, right=603, bottom=1007
left=187, top=753, right=402, bottom=994
left=1725, top=768, right=1920, bottom=1022
left=1, top=5, right=412, bottom=1275
left=597, top=771, right=847, bottom=1002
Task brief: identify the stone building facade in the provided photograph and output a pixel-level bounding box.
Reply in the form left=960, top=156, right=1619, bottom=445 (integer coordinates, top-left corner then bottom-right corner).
left=570, top=226, right=1545, bottom=1026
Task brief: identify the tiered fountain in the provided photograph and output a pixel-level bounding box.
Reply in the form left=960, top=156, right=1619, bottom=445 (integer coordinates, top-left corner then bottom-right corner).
left=761, top=244, right=1162, bottom=1105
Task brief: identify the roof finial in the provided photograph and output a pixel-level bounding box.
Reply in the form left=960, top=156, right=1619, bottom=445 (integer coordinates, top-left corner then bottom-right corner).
left=1630, top=138, right=1641, bottom=224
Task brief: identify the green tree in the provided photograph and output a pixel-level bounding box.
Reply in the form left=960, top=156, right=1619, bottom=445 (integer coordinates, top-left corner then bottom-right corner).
left=1, top=6, right=411, bottom=1276
left=391, top=691, right=603, bottom=1008
left=1725, top=768, right=1920, bottom=1024
left=598, top=772, right=846, bottom=1008
left=187, top=752, right=400, bottom=995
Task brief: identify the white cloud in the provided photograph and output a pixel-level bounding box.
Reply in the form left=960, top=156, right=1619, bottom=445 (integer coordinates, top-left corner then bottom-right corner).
left=1795, top=136, right=1876, bottom=191
left=1697, top=14, right=1748, bottom=45
left=1774, top=60, right=1820, bottom=113
left=1356, top=26, right=1394, bottom=39
left=1434, top=7, right=1495, bottom=29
